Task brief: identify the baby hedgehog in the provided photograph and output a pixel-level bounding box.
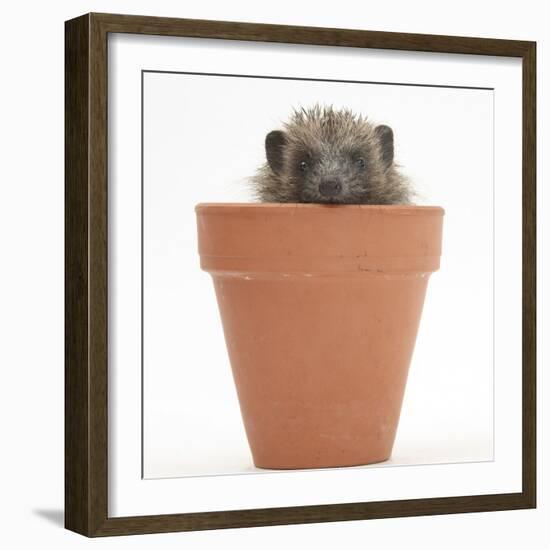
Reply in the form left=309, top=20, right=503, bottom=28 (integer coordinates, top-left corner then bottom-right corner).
left=250, top=105, right=412, bottom=204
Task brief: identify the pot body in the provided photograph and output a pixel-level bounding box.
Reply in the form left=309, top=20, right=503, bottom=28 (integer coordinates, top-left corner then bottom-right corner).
left=196, top=203, right=444, bottom=469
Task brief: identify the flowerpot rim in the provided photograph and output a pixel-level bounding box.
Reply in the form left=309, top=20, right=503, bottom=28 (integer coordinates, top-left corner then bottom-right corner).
left=197, top=202, right=445, bottom=274
left=196, top=202, right=445, bottom=215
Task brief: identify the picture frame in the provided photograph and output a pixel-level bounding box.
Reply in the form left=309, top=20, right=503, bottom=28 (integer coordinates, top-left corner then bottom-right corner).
left=65, top=12, right=536, bottom=537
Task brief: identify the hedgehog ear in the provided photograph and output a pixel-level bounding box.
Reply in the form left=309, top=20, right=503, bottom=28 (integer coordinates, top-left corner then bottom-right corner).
left=374, top=125, right=394, bottom=170
left=265, top=130, right=287, bottom=175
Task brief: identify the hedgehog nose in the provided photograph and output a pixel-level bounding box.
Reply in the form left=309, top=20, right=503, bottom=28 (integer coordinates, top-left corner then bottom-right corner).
left=319, top=180, right=342, bottom=197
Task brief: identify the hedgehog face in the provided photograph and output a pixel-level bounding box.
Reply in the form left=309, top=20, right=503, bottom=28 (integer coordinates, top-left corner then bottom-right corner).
left=285, top=141, right=378, bottom=204
left=264, top=108, right=395, bottom=205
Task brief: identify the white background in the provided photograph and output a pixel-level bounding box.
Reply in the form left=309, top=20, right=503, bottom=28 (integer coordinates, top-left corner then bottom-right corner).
left=141, top=70, right=495, bottom=478
left=110, top=30, right=522, bottom=517
left=0, top=0, right=546, bottom=548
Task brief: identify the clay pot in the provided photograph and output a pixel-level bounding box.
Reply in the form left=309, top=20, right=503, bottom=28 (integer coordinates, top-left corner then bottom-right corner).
left=196, top=203, right=444, bottom=470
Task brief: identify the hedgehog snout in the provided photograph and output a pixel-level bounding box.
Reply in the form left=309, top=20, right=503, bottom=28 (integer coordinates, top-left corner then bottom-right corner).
left=318, top=179, right=342, bottom=198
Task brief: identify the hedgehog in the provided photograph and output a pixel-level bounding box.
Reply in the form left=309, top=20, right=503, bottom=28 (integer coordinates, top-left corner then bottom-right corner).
left=249, top=105, right=413, bottom=205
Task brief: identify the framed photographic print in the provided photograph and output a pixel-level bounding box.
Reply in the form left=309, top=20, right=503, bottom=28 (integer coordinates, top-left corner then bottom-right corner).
left=65, top=12, right=536, bottom=537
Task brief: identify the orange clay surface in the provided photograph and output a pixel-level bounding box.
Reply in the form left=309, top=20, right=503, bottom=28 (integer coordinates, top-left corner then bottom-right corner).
left=197, top=203, right=444, bottom=470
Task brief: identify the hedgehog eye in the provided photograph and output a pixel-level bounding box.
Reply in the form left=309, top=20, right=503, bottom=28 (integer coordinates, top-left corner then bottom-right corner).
left=299, top=161, right=308, bottom=172
left=356, top=157, right=366, bottom=169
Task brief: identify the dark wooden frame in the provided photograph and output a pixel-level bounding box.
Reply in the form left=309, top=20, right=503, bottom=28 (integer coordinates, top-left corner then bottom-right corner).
left=65, top=12, right=536, bottom=537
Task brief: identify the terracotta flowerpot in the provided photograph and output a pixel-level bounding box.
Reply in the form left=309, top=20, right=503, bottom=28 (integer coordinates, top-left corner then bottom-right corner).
left=196, top=203, right=444, bottom=470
